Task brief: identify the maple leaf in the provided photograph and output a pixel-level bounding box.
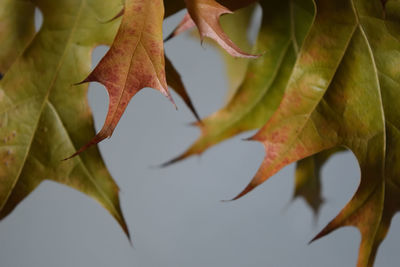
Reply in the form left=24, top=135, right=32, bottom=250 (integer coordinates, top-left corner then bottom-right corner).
left=0, top=0, right=35, bottom=74
left=163, top=0, right=314, bottom=165
left=72, top=0, right=173, bottom=156
left=227, top=0, right=400, bottom=265
left=0, top=0, right=129, bottom=238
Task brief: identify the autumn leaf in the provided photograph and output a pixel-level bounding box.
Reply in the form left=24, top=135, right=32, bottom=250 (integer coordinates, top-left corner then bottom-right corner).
left=71, top=0, right=173, bottom=156
left=0, top=0, right=35, bottom=74
left=228, top=0, right=400, bottom=265
left=182, top=0, right=258, bottom=58
left=0, top=0, right=129, bottom=238
left=164, top=0, right=314, bottom=166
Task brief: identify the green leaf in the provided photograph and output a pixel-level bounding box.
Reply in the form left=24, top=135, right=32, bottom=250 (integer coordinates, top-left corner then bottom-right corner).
left=0, top=0, right=129, bottom=238
left=164, top=0, right=314, bottom=165
left=231, top=0, right=400, bottom=265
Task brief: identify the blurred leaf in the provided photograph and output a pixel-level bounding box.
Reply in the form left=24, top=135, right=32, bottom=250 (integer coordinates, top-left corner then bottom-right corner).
left=294, top=148, right=343, bottom=214
left=232, top=0, right=400, bottom=265
left=164, top=0, right=314, bottom=165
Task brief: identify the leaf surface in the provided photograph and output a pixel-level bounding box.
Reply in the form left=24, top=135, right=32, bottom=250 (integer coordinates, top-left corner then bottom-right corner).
left=232, top=0, right=400, bottom=265
left=72, top=0, right=173, bottom=155
left=0, top=0, right=129, bottom=238
left=164, top=0, right=314, bottom=165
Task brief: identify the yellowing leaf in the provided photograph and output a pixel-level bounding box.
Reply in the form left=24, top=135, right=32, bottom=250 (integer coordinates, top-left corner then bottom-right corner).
left=234, top=0, right=358, bottom=200
left=164, top=0, right=314, bottom=165
left=0, top=0, right=129, bottom=238
left=73, top=0, right=173, bottom=156
left=229, top=0, right=400, bottom=265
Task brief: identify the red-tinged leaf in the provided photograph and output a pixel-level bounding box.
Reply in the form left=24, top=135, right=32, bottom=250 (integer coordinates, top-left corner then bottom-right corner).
left=184, top=0, right=258, bottom=58
left=162, top=0, right=314, bottom=166
left=166, top=0, right=258, bottom=42
left=228, top=0, right=400, bottom=265
left=0, top=0, right=130, bottom=239
left=72, top=0, right=174, bottom=157
left=233, top=0, right=358, bottom=200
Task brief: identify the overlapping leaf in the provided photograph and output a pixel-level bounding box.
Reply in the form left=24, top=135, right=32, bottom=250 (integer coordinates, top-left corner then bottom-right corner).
left=164, top=0, right=314, bottom=165
left=165, top=2, right=257, bottom=103
left=214, top=4, right=256, bottom=101
left=229, top=0, right=400, bottom=265
left=72, top=0, right=173, bottom=156
left=0, top=0, right=129, bottom=237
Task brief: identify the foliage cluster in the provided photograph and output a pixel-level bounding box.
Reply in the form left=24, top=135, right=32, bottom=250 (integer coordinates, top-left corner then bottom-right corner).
left=1, top=0, right=400, bottom=266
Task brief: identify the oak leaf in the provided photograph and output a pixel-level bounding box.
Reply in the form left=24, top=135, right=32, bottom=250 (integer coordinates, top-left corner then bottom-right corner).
left=164, top=0, right=314, bottom=165
left=232, top=0, right=400, bottom=265
left=0, top=0, right=129, bottom=238
left=73, top=0, right=174, bottom=156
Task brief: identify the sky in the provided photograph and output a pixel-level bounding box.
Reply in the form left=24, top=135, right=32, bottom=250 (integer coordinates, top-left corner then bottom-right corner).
left=0, top=5, right=399, bottom=267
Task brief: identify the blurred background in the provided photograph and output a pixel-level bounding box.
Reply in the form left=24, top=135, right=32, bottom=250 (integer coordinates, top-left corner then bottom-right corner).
left=1, top=5, right=399, bottom=267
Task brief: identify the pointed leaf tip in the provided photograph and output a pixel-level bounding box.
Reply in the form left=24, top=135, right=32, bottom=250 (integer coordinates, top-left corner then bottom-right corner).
left=76, top=0, right=171, bottom=153
left=184, top=0, right=259, bottom=58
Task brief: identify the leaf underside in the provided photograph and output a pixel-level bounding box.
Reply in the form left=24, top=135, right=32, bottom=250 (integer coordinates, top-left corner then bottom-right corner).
left=166, top=0, right=400, bottom=266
